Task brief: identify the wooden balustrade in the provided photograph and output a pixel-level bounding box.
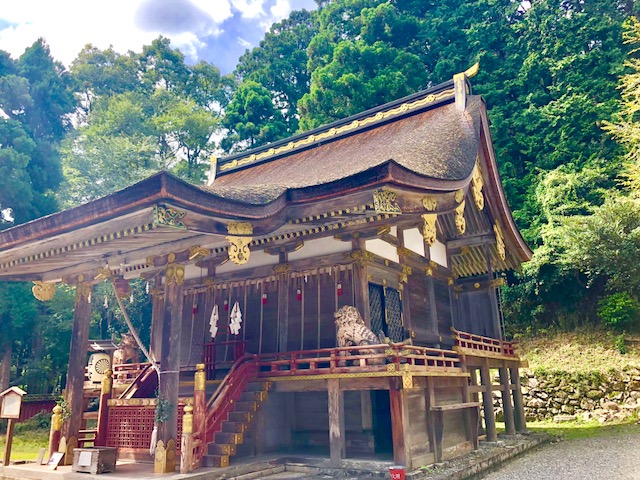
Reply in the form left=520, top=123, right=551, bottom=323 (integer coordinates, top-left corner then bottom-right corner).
left=111, top=363, right=152, bottom=384
left=202, top=340, right=247, bottom=379
left=451, top=328, right=518, bottom=358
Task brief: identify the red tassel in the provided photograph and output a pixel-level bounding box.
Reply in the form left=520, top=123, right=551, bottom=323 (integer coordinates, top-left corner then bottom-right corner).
left=192, top=304, right=198, bottom=314
left=296, top=288, right=302, bottom=301
left=262, top=293, right=268, bottom=305
left=223, top=299, right=229, bottom=311
left=337, top=282, right=343, bottom=296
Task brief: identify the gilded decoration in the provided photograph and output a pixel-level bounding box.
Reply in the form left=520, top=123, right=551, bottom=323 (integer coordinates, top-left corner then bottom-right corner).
left=32, top=281, right=55, bottom=301
left=402, top=371, right=414, bottom=389
left=494, top=222, right=506, bottom=261
left=195, top=364, right=206, bottom=392
left=76, top=282, right=92, bottom=303
left=226, top=222, right=253, bottom=265
left=422, top=195, right=437, bottom=212
left=471, top=162, right=485, bottom=211
left=490, top=277, right=506, bottom=288
left=397, top=246, right=412, bottom=257
left=220, top=88, right=455, bottom=172
left=182, top=404, right=194, bottom=434
left=165, top=262, right=185, bottom=286
left=154, top=205, right=186, bottom=230
left=421, top=213, right=437, bottom=246
left=345, top=250, right=374, bottom=267
left=94, top=267, right=112, bottom=281
left=272, top=263, right=291, bottom=276
left=455, top=201, right=466, bottom=234
left=399, top=265, right=412, bottom=284
left=189, top=246, right=211, bottom=260
left=226, top=237, right=252, bottom=265
left=455, top=189, right=465, bottom=204
left=373, top=189, right=402, bottom=215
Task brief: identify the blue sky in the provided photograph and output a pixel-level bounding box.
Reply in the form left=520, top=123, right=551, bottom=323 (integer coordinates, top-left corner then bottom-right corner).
left=0, top=0, right=317, bottom=73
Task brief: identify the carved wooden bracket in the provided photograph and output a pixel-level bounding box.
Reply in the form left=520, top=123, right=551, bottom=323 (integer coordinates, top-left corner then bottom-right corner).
left=32, top=281, right=56, bottom=301
left=226, top=222, right=253, bottom=265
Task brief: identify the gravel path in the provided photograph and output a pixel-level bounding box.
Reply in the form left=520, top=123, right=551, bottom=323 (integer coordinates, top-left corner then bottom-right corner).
left=480, top=425, right=640, bottom=480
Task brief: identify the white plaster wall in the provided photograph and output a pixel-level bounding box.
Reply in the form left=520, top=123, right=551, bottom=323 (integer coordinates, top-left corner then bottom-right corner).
left=403, top=228, right=425, bottom=257
left=216, top=249, right=279, bottom=274
left=365, top=238, right=400, bottom=264
left=287, top=237, right=352, bottom=262
left=429, top=239, right=448, bottom=268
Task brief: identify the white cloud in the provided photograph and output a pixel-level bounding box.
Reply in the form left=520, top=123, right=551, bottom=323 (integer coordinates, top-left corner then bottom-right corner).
left=190, top=0, right=233, bottom=24
left=231, top=0, right=267, bottom=19
left=270, top=0, right=291, bottom=20
left=237, top=37, right=252, bottom=48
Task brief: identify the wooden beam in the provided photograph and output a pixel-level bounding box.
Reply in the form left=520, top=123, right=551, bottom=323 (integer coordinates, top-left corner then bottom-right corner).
left=352, top=238, right=371, bottom=327
left=446, top=231, right=494, bottom=250
left=328, top=379, right=345, bottom=467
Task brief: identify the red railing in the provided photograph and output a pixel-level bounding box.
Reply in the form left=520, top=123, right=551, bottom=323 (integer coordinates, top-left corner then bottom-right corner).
left=452, top=328, right=518, bottom=357
left=205, top=354, right=258, bottom=443
left=253, top=343, right=462, bottom=377
left=202, top=340, right=247, bottom=379
left=112, top=362, right=152, bottom=384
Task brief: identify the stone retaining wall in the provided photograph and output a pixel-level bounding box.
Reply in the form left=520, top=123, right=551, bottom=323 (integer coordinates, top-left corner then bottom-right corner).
left=493, top=367, right=640, bottom=423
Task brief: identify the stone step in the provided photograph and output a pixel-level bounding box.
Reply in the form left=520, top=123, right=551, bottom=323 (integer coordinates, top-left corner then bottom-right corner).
left=234, top=401, right=258, bottom=412
left=208, top=443, right=236, bottom=456
left=223, top=421, right=248, bottom=433
left=228, top=411, right=254, bottom=423
left=215, top=431, right=244, bottom=445
left=241, top=390, right=268, bottom=402
left=202, top=454, right=229, bottom=468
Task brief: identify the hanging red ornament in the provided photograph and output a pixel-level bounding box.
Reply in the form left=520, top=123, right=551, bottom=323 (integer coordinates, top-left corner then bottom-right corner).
left=337, top=282, right=343, bottom=296
left=296, top=288, right=302, bottom=301
left=223, top=299, right=229, bottom=311
left=193, top=304, right=198, bottom=314
left=262, top=293, right=268, bottom=305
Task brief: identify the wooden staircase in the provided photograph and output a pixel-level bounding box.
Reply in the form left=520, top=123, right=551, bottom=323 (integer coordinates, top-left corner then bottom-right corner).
left=202, top=380, right=270, bottom=467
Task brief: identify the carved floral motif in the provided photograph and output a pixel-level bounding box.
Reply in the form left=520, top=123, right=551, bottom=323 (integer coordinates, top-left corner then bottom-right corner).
left=421, top=213, right=437, bottom=245
left=153, top=205, right=187, bottom=230
left=455, top=201, right=466, bottom=234
left=373, top=189, right=402, bottom=215
left=32, top=281, right=55, bottom=301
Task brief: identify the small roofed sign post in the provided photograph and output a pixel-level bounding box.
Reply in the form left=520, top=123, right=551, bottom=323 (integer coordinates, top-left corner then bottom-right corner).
left=1, top=386, right=26, bottom=467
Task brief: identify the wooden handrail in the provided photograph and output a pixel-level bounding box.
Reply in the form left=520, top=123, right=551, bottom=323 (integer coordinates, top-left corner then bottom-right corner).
left=451, top=328, right=518, bottom=357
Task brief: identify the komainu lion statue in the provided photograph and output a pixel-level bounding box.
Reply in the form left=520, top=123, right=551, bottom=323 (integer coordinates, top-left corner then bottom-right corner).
left=112, top=333, right=140, bottom=365
left=335, top=305, right=384, bottom=348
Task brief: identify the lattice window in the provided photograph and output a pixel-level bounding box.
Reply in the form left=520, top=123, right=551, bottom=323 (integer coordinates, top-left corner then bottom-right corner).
left=369, top=284, right=385, bottom=337
left=385, top=288, right=404, bottom=343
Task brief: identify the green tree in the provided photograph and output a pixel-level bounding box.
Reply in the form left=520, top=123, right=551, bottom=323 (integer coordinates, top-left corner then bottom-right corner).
left=221, top=80, right=287, bottom=151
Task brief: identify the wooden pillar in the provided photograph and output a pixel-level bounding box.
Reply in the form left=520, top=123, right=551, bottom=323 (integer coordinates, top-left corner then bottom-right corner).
left=155, top=259, right=184, bottom=474
left=277, top=256, right=289, bottom=351
left=424, top=245, right=439, bottom=339
left=499, top=367, right=515, bottom=435
left=425, top=378, right=438, bottom=462
left=328, top=379, right=345, bottom=466
left=361, top=391, right=373, bottom=431
left=484, top=244, right=502, bottom=340
left=193, top=364, right=206, bottom=438
left=389, top=378, right=412, bottom=468
left=352, top=239, right=371, bottom=327
left=95, top=369, right=112, bottom=446
left=48, top=405, right=63, bottom=460
left=510, top=366, right=527, bottom=433
left=479, top=359, right=497, bottom=442
left=61, top=280, right=93, bottom=465
left=149, top=291, right=165, bottom=362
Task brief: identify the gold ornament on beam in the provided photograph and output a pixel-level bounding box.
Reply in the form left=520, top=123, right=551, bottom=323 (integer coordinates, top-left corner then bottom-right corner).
left=422, top=195, right=437, bottom=212
left=188, top=245, right=211, bottom=261
left=226, top=222, right=253, bottom=265
left=421, top=213, right=437, bottom=246
left=455, top=189, right=465, bottom=204
left=32, top=281, right=56, bottom=301
left=165, top=262, right=185, bottom=286
left=455, top=201, right=466, bottom=234
left=153, top=204, right=187, bottom=230
left=76, top=282, right=93, bottom=303
left=373, top=189, right=402, bottom=215
left=471, top=162, right=485, bottom=211
left=494, top=222, right=506, bottom=261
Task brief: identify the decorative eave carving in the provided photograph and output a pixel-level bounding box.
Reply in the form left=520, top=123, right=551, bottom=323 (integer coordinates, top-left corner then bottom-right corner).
left=494, top=222, right=506, bottom=261
left=226, top=222, right=253, bottom=265
left=188, top=246, right=211, bottom=261
left=373, top=189, right=402, bottom=215
left=272, top=263, right=291, bottom=276
left=421, top=213, right=437, bottom=246
left=32, top=281, right=56, bottom=301
left=153, top=205, right=187, bottom=230
left=471, top=161, right=485, bottom=211
left=422, top=195, right=437, bottom=212
left=455, top=201, right=466, bottom=235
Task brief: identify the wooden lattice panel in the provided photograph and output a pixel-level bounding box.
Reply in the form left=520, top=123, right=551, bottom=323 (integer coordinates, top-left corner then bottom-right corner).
left=106, top=405, right=185, bottom=452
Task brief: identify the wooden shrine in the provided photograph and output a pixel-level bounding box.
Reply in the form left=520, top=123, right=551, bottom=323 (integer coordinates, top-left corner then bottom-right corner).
left=0, top=65, right=531, bottom=473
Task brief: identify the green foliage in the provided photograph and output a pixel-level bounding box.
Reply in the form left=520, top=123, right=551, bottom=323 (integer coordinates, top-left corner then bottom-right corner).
left=615, top=333, right=628, bottom=355
left=598, top=293, right=640, bottom=332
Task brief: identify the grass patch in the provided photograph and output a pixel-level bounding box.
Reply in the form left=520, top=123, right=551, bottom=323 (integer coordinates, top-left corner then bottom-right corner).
left=517, top=328, right=640, bottom=372
left=0, top=427, right=49, bottom=462
left=497, top=417, right=640, bottom=441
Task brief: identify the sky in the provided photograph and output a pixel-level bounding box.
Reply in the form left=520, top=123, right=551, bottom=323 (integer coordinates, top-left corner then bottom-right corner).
left=0, top=0, right=317, bottom=74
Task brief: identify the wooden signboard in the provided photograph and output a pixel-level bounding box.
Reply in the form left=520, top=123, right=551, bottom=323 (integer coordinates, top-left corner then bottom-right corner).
left=1, top=387, right=26, bottom=467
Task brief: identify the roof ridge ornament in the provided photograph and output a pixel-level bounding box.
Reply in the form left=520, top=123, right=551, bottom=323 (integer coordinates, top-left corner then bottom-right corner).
left=453, top=62, right=480, bottom=111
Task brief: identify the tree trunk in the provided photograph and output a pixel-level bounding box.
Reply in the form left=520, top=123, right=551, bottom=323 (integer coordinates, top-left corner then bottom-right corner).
left=0, top=332, right=12, bottom=392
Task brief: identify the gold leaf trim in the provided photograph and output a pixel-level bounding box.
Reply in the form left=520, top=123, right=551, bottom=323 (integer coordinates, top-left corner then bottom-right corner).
left=455, top=201, right=466, bottom=234
left=373, top=189, right=402, bottom=215
left=153, top=205, right=186, bottom=230
left=32, top=281, right=55, bottom=301
left=220, top=89, right=455, bottom=172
